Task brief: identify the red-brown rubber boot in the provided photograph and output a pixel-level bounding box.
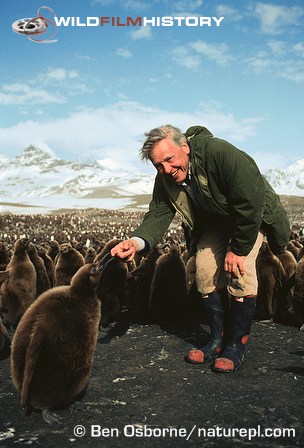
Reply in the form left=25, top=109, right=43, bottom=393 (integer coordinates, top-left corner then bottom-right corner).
left=213, top=296, right=256, bottom=372
left=186, top=290, right=227, bottom=364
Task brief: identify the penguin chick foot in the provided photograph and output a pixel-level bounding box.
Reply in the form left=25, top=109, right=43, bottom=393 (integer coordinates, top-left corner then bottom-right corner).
left=42, top=409, right=64, bottom=425
left=69, top=401, right=86, bottom=412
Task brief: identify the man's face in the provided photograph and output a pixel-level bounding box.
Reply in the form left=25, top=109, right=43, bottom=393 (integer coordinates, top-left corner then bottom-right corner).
left=150, top=138, right=190, bottom=183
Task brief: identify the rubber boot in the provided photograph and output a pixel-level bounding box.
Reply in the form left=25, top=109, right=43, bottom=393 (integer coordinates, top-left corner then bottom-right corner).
left=212, top=296, right=256, bottom=372
left=186, top=290, right=227, bottom=364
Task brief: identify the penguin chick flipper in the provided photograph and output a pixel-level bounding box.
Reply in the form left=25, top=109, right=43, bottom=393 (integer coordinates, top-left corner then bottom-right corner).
left=42, top=409, right=64, bottom=425
left=21, top=329, right=45, bottom=410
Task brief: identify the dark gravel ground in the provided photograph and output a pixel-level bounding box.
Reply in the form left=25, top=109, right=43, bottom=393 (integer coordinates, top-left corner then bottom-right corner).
left=0, top=310, right=304, bottom=448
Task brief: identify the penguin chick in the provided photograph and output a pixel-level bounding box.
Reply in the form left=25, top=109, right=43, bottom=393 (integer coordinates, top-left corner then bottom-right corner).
left=0, top=238, right=36, bottom=328
left=0, top=242, right=11, bottom=271
left=286, top=240, right=302, bottom=261
left=94, top=239, right=128, bottom=326
left=10, top=262, right=102, bottom=424
left=294, top=253, right=304, bottom=330
left=74, top=242, right=87, bottom=257
left=128, top=245, right=163, bottom=321
left=47, top=240, right=60, bottom=262
left=149, top=243, right=188, bottom=323
left=27, top=243, right=51, bottom=297
left=256, top=242, right=285, bottom=321
left=276, top=249, right=298, bottom=314
left=84, top=247, right=97, bottom=264
left=0, top=314, right=10, bottom=360
left=36, top=245, right=55, bottom=287
left=54, top=243, right=84, bottom=286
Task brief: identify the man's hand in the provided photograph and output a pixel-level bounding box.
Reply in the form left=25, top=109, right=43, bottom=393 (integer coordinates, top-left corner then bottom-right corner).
left=110, top=239, right=139, bottom=262
left=224, top=251, right=245, bottom=277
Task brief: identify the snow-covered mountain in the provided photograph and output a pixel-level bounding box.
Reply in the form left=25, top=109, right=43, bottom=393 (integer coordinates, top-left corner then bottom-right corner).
left=0, top=145, right=155, bottom=197
left=0, top=145, right=303, bottom=214
left=263, top=159, right=304, bottom=196
left=0, top=145, right=155, bottom=213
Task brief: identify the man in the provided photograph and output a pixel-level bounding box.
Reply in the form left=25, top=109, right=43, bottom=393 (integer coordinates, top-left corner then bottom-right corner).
left=111, top=125, right=290, bottom=373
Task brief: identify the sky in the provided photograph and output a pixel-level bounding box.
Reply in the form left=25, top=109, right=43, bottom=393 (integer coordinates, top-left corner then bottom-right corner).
left=1, top=0, right=304, bottom=175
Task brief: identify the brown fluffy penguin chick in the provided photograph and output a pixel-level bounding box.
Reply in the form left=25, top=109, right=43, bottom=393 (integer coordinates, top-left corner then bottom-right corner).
left=0, top=242, right=11, bottom=271
left=286, top=240, right=303, bottom=261
left=276, top=250, right=297, bottom=282
left=36, top=245, right=55, bottom=287
left=0, top=315, right=10, bottom=360
left=0, top=238, right=36, bottom=328
left=54, top=243, right=84, bottom=286
left=84, top=247, right=97, bottom=264
left=47, top=240, right=60, bottom=262
left=149, top=242, right=188, bottom=323
left=128, top=246, right=163, bottom=321
left=74, top=241, right=87, bottom=257
left=94, top=239, right=129, bottom=326
left=27, top=243, right=51, bottom=297
left=294, top=254, right=304, bottom=331
left=256, top=242, right=285, bottom=321
left=10, top=262, right=102, bottom=424
left=276, top=249, right=298, bottom=313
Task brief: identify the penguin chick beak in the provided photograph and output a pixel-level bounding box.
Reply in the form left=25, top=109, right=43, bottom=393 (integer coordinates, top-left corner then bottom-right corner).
left=24, top=238, right=35, bottom=248
left=97, top=252, right=116, bottom=273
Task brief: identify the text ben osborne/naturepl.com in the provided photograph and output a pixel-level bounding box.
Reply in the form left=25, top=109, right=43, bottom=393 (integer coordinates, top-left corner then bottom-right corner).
left=73, top=424, right=296, bottom=440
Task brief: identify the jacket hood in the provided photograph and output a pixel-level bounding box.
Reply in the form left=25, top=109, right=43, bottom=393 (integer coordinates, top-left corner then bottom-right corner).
left=184, top=126, right=213, bottom=141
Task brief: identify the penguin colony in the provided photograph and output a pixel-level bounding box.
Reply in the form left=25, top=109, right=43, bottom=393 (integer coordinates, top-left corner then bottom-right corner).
left=0, top=209, right=303, bottom=422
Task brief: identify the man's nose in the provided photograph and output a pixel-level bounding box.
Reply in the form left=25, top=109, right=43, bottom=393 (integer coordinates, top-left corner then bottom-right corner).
left=162, top=162, right=171, bottom=174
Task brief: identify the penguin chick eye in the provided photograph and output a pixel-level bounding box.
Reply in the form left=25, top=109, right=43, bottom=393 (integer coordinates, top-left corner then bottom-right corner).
left=90, top=267, right=97, bottom=274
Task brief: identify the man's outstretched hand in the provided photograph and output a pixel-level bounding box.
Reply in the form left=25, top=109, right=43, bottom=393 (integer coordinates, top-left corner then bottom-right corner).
left=110, top=239, right=139, bottom=262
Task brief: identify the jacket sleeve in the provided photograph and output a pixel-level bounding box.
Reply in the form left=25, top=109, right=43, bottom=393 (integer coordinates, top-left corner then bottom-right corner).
left=209, top=138, right=265, bottom=256
left=131, top=174, right=176, bottom=249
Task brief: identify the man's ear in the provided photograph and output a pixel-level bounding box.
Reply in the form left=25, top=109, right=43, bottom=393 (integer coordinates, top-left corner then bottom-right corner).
left=182, top=141, right=190, bottom=154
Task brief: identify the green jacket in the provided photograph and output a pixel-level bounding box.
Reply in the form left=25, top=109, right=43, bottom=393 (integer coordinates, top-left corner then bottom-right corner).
left=132, top=126, right=290, bottom=256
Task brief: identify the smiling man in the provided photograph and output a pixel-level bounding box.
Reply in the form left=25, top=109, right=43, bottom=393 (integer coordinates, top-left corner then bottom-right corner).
left=111, top=124, right=290, bottom=373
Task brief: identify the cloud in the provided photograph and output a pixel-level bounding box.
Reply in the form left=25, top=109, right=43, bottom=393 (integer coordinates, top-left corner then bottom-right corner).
left=91, top=0, right=150, bottom=11
left=247, top=50, right=273, bottom=74
left=189, top=41, right=234, bottom=66
left=247, top=46, right=304, bottom=83
left=266, top=40, right=286, bottom=55
left=42, top=68, right=79, bottom=82
left=216, top=5, right=243, bottom=22
left=0, top=83, right=65, bottom=105
left=0, top=101, right=262, bottom=171
left=174, top=1, right=203, bottom=12
left=130, top=25, right=152, bottom=40
left=280, top=62, right=304, bottom=83
left=34, top=68, right=85, bottom=91
left=172, top=46, right=201, bottom=70
left=292, top=42, right=304, bottom=57
left=0, top=68, right=90, bottom=108
left=75, top=54, right=95, bottom=61
left=253, top=151, right=295, bottom=171
left=172, top=40, right=233, bottom=69
left=116, top=48, right=133, bottom=58
left=254, top=3, right=304, bottom=35
left=171, top=0, right=204, bottom=16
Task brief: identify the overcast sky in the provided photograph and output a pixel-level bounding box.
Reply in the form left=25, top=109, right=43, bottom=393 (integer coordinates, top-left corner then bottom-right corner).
left=1, top=0, right=303, bottom=174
